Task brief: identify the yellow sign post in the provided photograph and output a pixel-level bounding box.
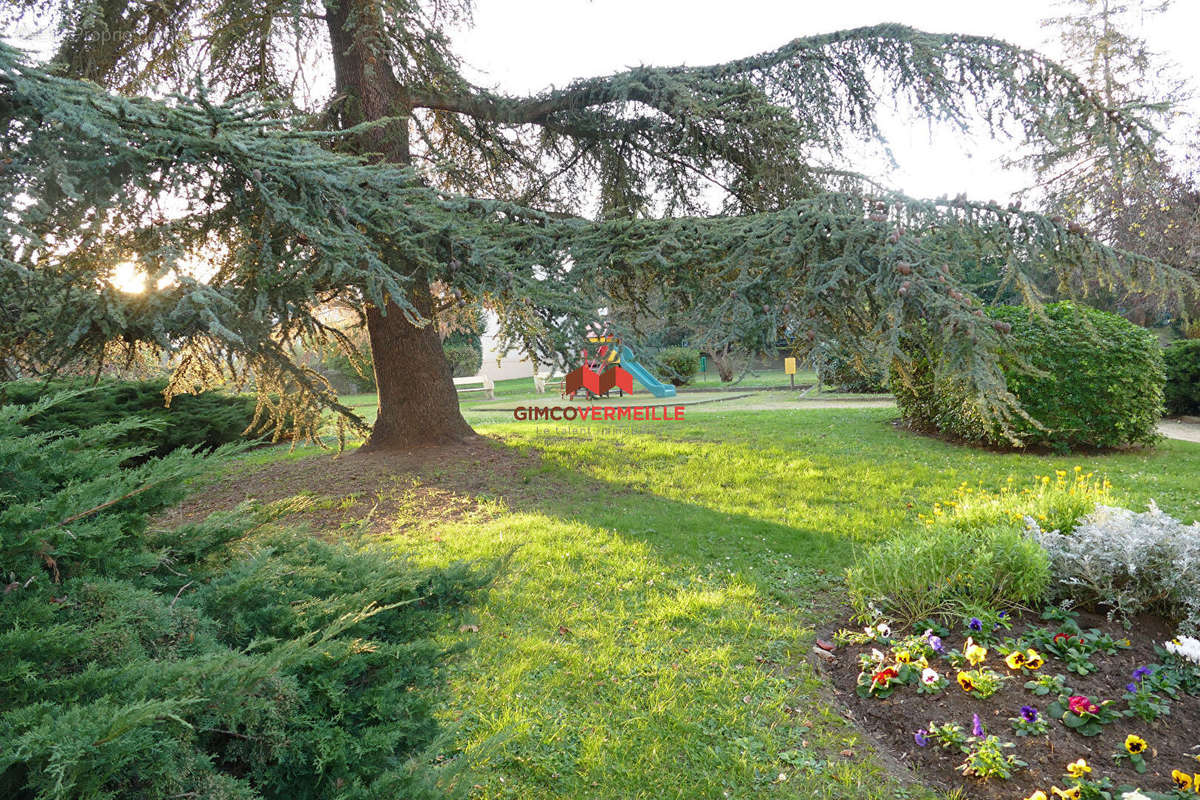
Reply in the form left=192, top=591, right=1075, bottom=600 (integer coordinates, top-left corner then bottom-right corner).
left=784, top=357, right=796, bottom=388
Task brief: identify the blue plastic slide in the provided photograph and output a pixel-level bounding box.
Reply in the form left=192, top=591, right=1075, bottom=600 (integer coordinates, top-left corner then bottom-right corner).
left=619, top=345, right=677, bottom=398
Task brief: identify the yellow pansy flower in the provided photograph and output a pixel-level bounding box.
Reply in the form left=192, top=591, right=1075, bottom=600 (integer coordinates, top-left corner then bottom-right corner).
left=1005, top=650, right=1027, bottom=670
left=963, top=637, right=987, bottom=666
left=1124, top=734, right=1148, bottom=755
left=1065, top=759, right=1090, bottom=779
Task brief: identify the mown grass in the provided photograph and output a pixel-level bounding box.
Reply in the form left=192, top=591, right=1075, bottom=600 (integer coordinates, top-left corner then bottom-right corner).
left=229, top=406, right=1199, bottom=799
left=342, top=367, right=817, bottom=413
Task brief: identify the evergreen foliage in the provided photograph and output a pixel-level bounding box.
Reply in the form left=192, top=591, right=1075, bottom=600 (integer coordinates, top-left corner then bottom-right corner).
left=894, top=302, right=1164, bottom=450
left=0, top=395, right=483, bottom=799
left=1030, top=1, right=1196, bottom=320
left=655, top=347, right=701, bottom=387
left=0, top=11, right=1196, bottom=444
left=442, top=342, right=482, bottom=378
left=1033, top=1, right=1185, bottom=241
left=441, top=306, right=485, bottom=377
left=815, top=342, right=890, bottom=393
left=1163, top=338, right=1200, bottom=415
left=0, top=378, right=256, bottom=458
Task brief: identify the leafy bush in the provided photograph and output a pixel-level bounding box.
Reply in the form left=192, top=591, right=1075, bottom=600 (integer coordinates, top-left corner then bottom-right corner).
left=894, top=302, right=1164, bottom=451
left=1163, top=339, right=1200, bottom=416
left=0, top=378, right=256, bottom=458
left=0, top=395, right=481, bottom=799
left=846, top=526, right=1050, bottom=626
left=443, top=341, right=483, bottom=377
left=317, top=346, right=377, bottom=392
left=815, top=343, right=889, bottom=393
left=656, top=346, right=701, bottom=386
left=1029, top=502, right=1200, bottom=634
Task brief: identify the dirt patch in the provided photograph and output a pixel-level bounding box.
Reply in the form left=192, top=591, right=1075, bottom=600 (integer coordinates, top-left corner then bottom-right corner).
left=819, top=611, right=1200, bottom=799
left=159, top=435, right=558, bottom=536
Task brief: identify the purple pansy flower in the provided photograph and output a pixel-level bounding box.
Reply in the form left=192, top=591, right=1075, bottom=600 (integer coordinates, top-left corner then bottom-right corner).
left=914, top=729, right=929, bottom=747
left=972, top=713, right=983, bottom=737
left=1132, top=666, right=1152, bottom=681
left=1020, top=705, right=1038, bottom=722
left=1126, top=682, right=1139, bottom=693
left=928, top=635, right=944, bottom=653
left=968, top=617, right=983, bottom=632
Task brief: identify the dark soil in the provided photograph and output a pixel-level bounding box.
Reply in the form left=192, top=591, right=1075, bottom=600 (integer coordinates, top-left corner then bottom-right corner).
left=819, top=610, right=1200, bottom=799
left=157, top=435, right=563, bottom=535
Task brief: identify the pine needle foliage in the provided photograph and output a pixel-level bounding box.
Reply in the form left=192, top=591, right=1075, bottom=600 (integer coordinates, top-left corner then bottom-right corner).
left=1, top=378, right=256, bottom=458
left=0, top=394, right=484, bottom=799
left=1, top=15, right=1197, bottom=441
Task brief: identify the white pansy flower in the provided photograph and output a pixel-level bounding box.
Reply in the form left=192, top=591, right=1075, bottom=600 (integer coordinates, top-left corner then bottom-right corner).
left=1165, top=635, right=1200, bottom=665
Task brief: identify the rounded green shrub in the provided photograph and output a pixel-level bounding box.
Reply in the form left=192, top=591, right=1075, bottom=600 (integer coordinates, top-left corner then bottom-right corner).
left=815, top=343, right=888, bottom=393
left=894, top=302, right=1164, bottom=450
left=656, top=346, right=701, bottom=386
left=1163, top=339, right=1200, bottom=416
left=443, top=341, right=483, bottom=377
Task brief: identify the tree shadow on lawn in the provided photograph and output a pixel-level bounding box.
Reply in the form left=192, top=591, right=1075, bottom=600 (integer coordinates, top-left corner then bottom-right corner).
left=162, top=429, right=938, bottom=799
left=157, top=412, right=1199, bottom=800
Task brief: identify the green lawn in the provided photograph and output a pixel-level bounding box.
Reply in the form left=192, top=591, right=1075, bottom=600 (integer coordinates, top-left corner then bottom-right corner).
left=339, top=368, right=860, bottom=425
left=223, top=407, right=1199, bottom=799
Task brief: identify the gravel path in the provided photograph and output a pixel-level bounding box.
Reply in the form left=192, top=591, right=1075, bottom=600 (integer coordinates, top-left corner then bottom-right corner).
left=1160, top=420, right=1200, bottom=443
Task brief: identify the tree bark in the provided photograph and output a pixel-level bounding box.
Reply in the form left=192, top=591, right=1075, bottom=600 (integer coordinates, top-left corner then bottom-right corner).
left=325, top=0, right=474, bottom=449
left=364, top=273, right=474, bottom=448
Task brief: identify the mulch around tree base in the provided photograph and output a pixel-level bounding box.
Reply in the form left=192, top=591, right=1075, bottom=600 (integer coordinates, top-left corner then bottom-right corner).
left=818, top=610, right=1200, bottom=800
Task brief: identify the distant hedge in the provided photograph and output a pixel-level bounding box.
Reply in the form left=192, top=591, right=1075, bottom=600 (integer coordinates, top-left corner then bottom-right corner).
left=894, top=302, right=1164, bottom=451
left=657, top=347, right=701, bottom=386
left=815, top=343, right=889, bottom=394
left=443, top=342, right=483, bottom=378
left=0, top=378, right=256, bottom=458
left=1163, top=339, right=1200, bottom=416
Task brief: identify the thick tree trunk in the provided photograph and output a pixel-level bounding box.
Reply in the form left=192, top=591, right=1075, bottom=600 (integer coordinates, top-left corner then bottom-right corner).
left=364, top=273, right=474, bottom=449
left=325, top=0, right=474, bottom=449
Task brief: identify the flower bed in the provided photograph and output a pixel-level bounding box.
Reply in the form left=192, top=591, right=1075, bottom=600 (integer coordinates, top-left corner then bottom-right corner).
left=822, top=610, right=1200, bottom=799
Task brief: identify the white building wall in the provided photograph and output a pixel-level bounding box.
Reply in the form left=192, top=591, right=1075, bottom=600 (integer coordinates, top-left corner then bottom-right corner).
left=475, top=313, right=543, bottom=381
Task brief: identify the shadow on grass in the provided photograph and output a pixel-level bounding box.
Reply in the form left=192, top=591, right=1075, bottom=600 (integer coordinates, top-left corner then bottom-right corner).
left=162, top=408, right=1200, bottom=800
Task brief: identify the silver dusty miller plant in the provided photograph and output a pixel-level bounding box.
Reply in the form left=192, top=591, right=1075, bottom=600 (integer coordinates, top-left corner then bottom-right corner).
left=1027, top=502, right=1200, bottom=635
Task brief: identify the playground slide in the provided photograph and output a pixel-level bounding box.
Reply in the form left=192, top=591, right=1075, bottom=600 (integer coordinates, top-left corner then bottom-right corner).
left=618, top=346, right=677, bottom=398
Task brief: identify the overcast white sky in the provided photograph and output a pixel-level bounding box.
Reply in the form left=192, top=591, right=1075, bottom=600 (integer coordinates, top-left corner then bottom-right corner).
left=452, top=0, right=1200, bottom=203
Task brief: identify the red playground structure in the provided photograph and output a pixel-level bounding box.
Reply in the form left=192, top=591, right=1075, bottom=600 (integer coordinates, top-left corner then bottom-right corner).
left=561, top=332, right=633, bottom=399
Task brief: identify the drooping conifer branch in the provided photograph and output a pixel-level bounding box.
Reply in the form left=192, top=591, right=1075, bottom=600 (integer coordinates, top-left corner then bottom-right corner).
left=1, top=31, right=1194, bottom=444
